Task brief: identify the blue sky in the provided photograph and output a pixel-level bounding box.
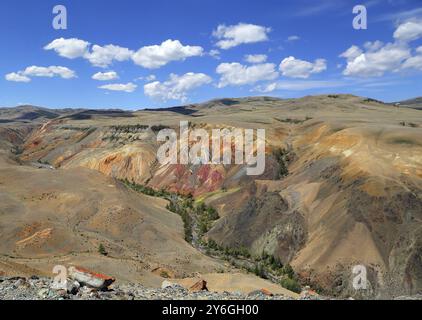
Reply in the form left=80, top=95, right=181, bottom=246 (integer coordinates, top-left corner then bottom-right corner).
left=0, top=0, right=421, bottom=109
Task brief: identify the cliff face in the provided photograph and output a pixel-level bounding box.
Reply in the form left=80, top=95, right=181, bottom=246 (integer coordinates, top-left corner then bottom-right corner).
left=4, top=95, right=422, bottom=297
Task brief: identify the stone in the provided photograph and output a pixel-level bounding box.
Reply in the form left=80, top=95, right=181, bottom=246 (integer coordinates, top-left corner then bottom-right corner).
left=189, top=280, right=208, bottom=292
left=37, top=288, right=49, bottom=299
left=66, top=280, right=80, bottom=295
left=56, top=289, right=68, bottom=298
left=260, top=288, right=274, bottom=296
left=68, top=266, right=115, bottom=290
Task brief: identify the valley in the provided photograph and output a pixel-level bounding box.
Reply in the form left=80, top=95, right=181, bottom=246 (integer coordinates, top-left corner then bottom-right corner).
left=1, top=95, right=421, bottom=299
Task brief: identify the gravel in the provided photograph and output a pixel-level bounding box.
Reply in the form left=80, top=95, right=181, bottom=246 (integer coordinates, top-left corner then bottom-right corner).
left=0, top=277, right=299, bottom=300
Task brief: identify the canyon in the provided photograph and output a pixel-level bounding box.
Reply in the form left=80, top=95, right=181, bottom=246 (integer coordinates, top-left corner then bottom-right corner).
left=0, top=94, right=421, bottom=298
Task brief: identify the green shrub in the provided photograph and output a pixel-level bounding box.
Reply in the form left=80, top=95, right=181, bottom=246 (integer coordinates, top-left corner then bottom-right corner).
left=253, top=263, right=267, bottom=279
left=273, top=148, right=289, bottom=178
left=280, top=276, right=301, bottom=293
left=281, top=264, right=295, bottom=279
left=98, top=244, right=107, bottom=256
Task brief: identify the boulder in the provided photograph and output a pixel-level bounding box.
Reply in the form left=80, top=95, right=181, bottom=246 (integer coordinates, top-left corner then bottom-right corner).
left=260, top=288, right=274, bottom=296
left=68, top=266, right=115, bottom=290
left=189, top=280, right=208, bottom=292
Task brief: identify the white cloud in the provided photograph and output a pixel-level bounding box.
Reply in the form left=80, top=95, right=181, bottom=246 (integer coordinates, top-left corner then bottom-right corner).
left=244, top=54, right=267, bottom=64
left=279, top=56, right=327, bottom=79
left=6, top=66, right=76, bottom=82
left=213, top=23, right=271, bottom=50
left=209, top=49, right=221, bottom=60
left=132, top=39, right=204, bottom=69
left=92, top=71, right=119, bottom=81
left=45, top=38, right=203, bottom=69
left=363, top=40, right=384, bottom=52
left=216, top=62, right=278, bottom=87
left=23, top=66, right=76, bottom=79
left=393, top=20, right=422, bottom=42
left=341, top=43, right=411, bottom=77
left=402, top=55, right=422, bottom=70
left=255, top=80, right=345, bottom=93
left=44, top=38, right=90, bottom=59
left=5, top=72, right=31, bottom=83
left=340, top=20, right=422, bottom=77
left=99, top=82, right=137, bottom=93
left=86, top=45, right=133, bottom=68
left=287, top=35, right=300, bottom=42
left=144, top=72, right=212, bottom=102
left=340, top=45, right=363, bottom=61
left=45, top=38, right=132, bottom=68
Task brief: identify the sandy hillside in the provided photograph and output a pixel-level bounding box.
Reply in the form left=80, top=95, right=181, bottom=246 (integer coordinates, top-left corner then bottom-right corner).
left=1, top=94, right=421, bottom=297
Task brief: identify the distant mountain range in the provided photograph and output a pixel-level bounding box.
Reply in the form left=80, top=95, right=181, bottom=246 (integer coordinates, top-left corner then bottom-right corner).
left=393, top=97, right=422, bottom=110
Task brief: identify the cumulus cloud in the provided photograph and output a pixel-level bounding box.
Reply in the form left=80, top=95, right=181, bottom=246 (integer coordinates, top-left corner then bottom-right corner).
left=132, top=40, right=204, bottom=69
left=279, top=56, right=327, bottom=78
left=341, top=43, right=411, bottom=77
left=6, top=66, right=76, bottom=82
left=144, top=72, right=212, bottom=102
left=244, top=54, right=268, bottom=64
left=99, top=82, right=137, bottom=93
left=45, top=38, right=202, bottom=69
left=44, top=38, right=90, bottom=59
left=339, top=45, right=363, bottom=61
left=402, top=55, right=422, bottom=70
left=5, top=72, right=31, bottom=83
left=340, top=20, right=422, bottom=77
left=402, top=46, right=422, bottom=71
left=23, top=66, right=76, bottom=79
left=216, top=62, right=278, bottom=87
left=364, top=41, right=384, bottom=52
left=393, top=19, right=422, bottom=42
left=86, top=45, right=133, bottom=68
left=92, top=71, right=119, bottom=81
left=213, top=23, right=271, bottom=49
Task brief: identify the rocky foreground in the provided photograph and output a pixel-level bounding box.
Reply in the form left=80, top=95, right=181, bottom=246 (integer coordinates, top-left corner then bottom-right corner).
left=0, top=276, right=322, bottom=301
left=2, top=276, right=422, bottom=300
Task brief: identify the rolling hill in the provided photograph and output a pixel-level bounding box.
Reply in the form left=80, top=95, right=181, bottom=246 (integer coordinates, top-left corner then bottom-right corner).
left=1, top=94, right=421, bottom=298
